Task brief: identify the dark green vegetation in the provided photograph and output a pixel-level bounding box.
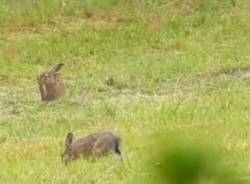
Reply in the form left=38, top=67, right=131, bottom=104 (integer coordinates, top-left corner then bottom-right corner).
left=147, top=132, right=243, bottom=184
left=0, top=0, right=250, bottom=183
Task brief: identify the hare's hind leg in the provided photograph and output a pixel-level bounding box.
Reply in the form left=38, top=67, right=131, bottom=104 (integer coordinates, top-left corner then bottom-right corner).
left=92, top=136, right=117, bottom=157
left=92, top=143, right=108, bottom=157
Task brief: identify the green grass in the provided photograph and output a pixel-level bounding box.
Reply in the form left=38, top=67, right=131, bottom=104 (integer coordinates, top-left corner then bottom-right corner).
left=0, top=0, right=250, bottom=183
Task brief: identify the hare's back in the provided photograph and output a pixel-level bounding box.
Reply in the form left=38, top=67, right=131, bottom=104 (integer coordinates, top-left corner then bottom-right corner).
left=72, top=133, right=101, bottom=155
left=95, top=132, right=121, bottom=147
left=99, top=132, right=121, bottom=141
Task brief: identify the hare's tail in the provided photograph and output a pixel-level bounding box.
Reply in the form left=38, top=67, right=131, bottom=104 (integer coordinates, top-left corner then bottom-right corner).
left=114, top=138, right=123, bottom=160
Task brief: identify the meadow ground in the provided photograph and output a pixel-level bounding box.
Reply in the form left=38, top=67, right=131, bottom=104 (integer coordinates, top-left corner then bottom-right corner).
left=0, top=0, right=250, bottom=183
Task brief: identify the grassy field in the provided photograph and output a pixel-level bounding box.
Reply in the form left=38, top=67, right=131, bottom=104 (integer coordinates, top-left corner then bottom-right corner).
left=0, top=0, right=250, bottom=183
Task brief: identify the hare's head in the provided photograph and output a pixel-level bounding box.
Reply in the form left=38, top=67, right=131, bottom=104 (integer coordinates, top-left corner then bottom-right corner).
left=38, top=63, right=64, bottom=85
left=61, top=132, right=74, bottom=164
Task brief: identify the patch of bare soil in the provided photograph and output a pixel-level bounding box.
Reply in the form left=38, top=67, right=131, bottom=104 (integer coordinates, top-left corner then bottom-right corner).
left=157, top=0, right=199, bottom=16
left=57, top=12, right=127, bottom=30
left=1, top=12, right=126, bottom=37
left=0, top=22, right=43, bottom=45
left=0, top=22, right=40, bottom=33
left=210, top=66, right=250, bottom=81
left=144, top=16, right=164, bottom=31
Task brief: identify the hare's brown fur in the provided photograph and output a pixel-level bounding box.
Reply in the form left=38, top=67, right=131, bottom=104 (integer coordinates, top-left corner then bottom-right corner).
left=37, top=63, right=65, bottom=102
left=61, top=131, right=122, bottom=163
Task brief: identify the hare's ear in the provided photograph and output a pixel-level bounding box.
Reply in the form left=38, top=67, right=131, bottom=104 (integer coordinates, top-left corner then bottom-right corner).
left=49, top=63, right=64, bottom=73
left=65, top=132, right=74, bottom=148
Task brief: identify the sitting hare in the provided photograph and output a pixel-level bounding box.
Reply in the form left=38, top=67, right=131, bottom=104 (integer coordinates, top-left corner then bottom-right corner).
left=37, top=63, right=65, bottom=102
left=61, top=131, right=123, bottom=163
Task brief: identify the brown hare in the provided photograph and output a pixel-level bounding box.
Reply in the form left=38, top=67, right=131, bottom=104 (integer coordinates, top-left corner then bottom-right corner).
left=37, top=63, right=65, bottom=102
left=61, top=131, right=123, bottom=164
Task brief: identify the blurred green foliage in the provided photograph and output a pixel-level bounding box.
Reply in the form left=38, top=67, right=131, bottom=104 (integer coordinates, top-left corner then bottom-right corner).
left=146, top=132, right=241, bottom=184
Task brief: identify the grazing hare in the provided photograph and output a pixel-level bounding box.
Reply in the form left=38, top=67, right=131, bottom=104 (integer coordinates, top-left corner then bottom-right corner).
left=37, top=63, right=65, bottom=102
left=61, top=131, right=123, bottom=163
